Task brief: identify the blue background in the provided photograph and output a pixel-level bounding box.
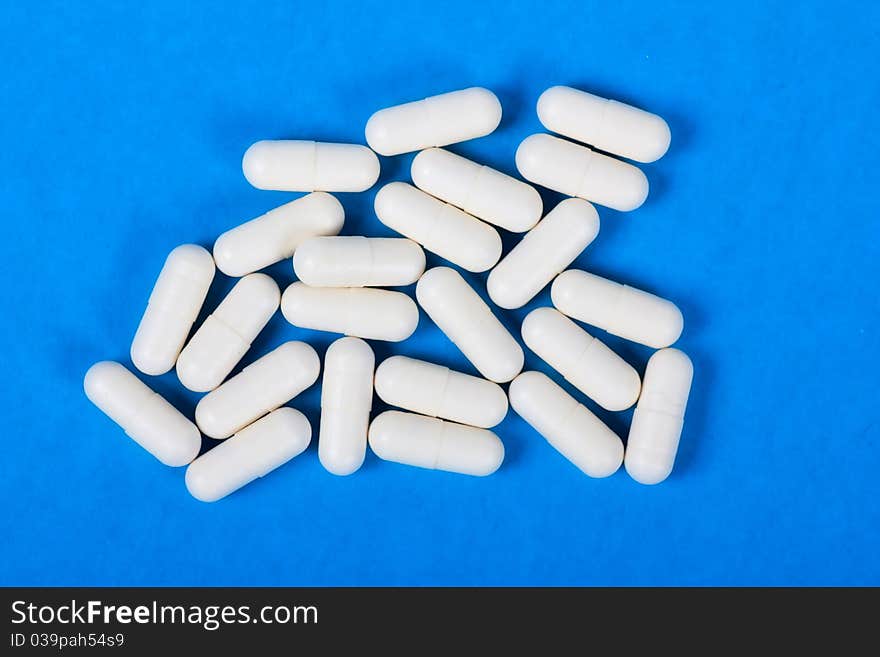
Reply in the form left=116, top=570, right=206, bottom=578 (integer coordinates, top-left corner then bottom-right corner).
left=1, top=0, right=878, bottom=586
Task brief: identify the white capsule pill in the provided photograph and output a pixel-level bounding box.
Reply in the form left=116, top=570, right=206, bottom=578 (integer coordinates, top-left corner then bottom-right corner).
left=374, top=182, right=501, bottom=273
left=516, top=134, right=648, bottom=212
left=626, top=349, right=693, bottom=485
left=368, top=411, right=504, bottom=476
left=242, top=140, right=380, bottom=192
left=84, top=361, right=201, bottom=467
left=281, top=283, right=418, bottom=342
left=415, top=267, right=523, bottom=383
left=508, top=371, right=623, bottom=478
left=186, top=408, right=311, bottom=502
left=374, top=355, right=508, bottom=428
left=293, top=236, right=425, bottom=287
left=551, top=269, right=683, bottom=349
left=365, top=87, right=502, bottom=156
left=411, top=148, right=542, bottom=232
left=487, top=198, right=599, bottom=310
left=319, top=337, right=375, bottom=476
left=130, top=244, right=215, bottom=376
left=521, top=308, right=640, bottom=412
left=537, top=86, right=671, bottom=163
left=195, top=341, right=319, bottom=439
left=176, top=274, right=280, bottom=392
left=213, top=192, right=344, bottom=277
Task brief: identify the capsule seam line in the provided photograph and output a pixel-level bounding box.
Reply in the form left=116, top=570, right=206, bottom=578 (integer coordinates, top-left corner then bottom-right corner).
left=366, top=239, right=377, bottom=286
left=594, top=99, right=612, bottom=150
left=566, top=338, right=597, bottom=385
left=559, top=396, right=582, bottom=429
left=432, top=420, right=447, bottom=470
left=575, top=146, right=595, bottom=197
left=422, top=198, right=447, bottom=249
left=470, top=307, right=505, bottom=356
left=434, top=368, right=451, bottom=418
left=422, top=97, right=440, bottom=147
left=126, top=392, right=162, bottom=441
left=637, top=404, right=685, bottom=421
left=605, top=285, right=629, bottom=336
left=342, top=288, right=357, bottom=336
left=307, top=141, right=318, bottom=191
left=462, top=165, right=488, bottom=215
left=212, top=313, right=252, bottom=345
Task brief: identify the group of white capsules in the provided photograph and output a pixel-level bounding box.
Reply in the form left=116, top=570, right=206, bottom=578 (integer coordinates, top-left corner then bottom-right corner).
left=84, top=85, right=693, bottom=502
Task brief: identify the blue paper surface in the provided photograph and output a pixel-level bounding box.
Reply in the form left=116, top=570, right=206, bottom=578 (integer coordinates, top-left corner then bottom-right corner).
left=1, top=0, right=878, bottom=585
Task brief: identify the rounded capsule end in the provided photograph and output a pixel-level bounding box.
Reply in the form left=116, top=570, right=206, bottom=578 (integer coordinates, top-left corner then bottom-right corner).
left=241, top=141, right=272, bottom=189
left=276, top=340, right=322, bottom=385
left=601, top=366, right=642, bottom=413
left=650, top=302, right=685, bottom=349
left=468, top=87, right=503, bottom=136
left=373, top=355, right=409, bottom=404
left=365, top=112, right=395, bottom=156
left=167, top=244, right=215, bottom=276
left=470, top=227, right=503, bottom=273
left=326, top=336, right=374, bottom=363
left=514, top=134, right=552, bottom=183
left=615, top=166, right=650, bottom=212
left=305, top=192, right=346, bottom=234
left=519, top=307, right=559, bottom=346
left=291, top=238, right=323, bottom=285
left=366, top=411, right=398, bottom=461
left=589, top=439, right=625, bottom=479
left=535, top=86, right=571, bottom=130
left=400, top=240, right=427, bottom=283
left=387, top=294, right=420, bottom=342
left=483, top=387, right=510, bottom=428
left=507, top=371, right=544, bottom=412
left=175, top=354, right=219, bottom=394
left=516, top=184, right=544, bottom=233
left=83, top=361, right=127, bottom=405
left=319, top=447, right=365, bottom=477
left=279, top=282, right=310, bottom=326
left=640, top=115, right=672, bottom=163
left=647, top=347, right=693, bottom=384
left=373, top=181, right=410, bottom=222
left=414, top=266, right=461, bottom=308
left=270, top=407, right=313, bottom=455
left=212, top=232, right=248, bottom=278
left=185, top=458, right=224, bottom=502
left=347, top=145, right=381, bottom=191
left=485, top=268, right=521, bottom=310
left=624, top=453, right=673, bottom=486
left=472, top=432, right=505, bottom=476
left=238, top=272, right=281, bottom=308
left=409, top=148, right=441, bottom=188
left=555, top=198, right=600, bottom=242
left=160, top=424, right=202, bottom=468
left=194, top=398, right=228, bottom=440
left=130, top=342, right=175, bottom=377
left=485, top=345, right=525, bottom=384
left=549, top=269, right=581, bottom=311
